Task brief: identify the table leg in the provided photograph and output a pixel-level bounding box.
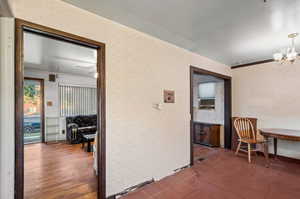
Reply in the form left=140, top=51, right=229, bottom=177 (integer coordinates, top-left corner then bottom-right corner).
left=274, top=138, right=278, bottom=158
left=263, top=136, right=270, bottom=167
left=87, top=140, right=91, bottom=152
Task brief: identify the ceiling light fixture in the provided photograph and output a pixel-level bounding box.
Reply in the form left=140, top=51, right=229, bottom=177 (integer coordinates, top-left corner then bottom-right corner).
left=273, top=33, right=299, bottom=64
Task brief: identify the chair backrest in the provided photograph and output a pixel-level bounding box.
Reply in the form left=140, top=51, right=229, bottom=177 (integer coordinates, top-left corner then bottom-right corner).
left=234, top=118, right=256, bottom=140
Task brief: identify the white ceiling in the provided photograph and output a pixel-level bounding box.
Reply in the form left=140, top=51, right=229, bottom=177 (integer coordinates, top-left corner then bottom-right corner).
left=62, top=0, right=300, bottom=66
left=24, top=31, right=97, bottom=77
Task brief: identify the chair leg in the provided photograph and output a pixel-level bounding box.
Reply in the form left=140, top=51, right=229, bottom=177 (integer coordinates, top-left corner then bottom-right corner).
left=263, top=142, right=270, bottom=167
left=253, top=144, right=258, bottom=157
left=248, top=143, right=251, bottom=163
left=235, top=141, right=241, bottom=155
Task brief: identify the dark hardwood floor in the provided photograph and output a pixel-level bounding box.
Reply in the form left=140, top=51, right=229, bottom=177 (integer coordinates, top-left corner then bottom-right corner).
left=24, top=142, right=97, bottom=199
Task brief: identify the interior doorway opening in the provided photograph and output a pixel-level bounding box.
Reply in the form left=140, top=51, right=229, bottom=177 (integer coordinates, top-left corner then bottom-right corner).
left=15, top=19, right=106, bottom=199
left=190, top=66, right=232, bottom=165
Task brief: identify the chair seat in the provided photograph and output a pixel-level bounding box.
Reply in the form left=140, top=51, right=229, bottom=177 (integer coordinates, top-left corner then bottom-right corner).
left=239, top=138, right=265, bottom=144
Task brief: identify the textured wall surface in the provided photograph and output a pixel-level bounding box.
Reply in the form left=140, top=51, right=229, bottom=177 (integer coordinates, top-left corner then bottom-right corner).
left=0, top=17, right=15, bottom=199
left=1, top=0, right=231, bottom=198
left=233, top=62, right=300, bottom=159
left=0, top=0, right=13, bottom=16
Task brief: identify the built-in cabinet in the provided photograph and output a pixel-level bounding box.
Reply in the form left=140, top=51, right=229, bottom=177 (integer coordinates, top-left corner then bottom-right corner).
left=193, top=122, right=221, bottom=147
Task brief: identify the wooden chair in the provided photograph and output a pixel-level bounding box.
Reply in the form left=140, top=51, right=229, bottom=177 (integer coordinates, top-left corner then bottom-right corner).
left=234, top=118, right=267, bottom=163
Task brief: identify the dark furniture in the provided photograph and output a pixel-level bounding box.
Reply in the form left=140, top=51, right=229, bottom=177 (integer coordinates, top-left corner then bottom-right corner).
left=260, top=128, right=300, bottom=166
left=82, top=134, right=96, bottom=152
left=193, top=122, right=221, bottom=147
left=66, top=114, right=97, bottom=144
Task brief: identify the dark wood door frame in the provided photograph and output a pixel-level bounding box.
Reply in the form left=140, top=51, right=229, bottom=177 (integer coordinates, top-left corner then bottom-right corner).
left=189, top=66, right=232, bottom=165
left=15, top=19, right=106, bottom=199
left=23, top=77, right=45, bottom=143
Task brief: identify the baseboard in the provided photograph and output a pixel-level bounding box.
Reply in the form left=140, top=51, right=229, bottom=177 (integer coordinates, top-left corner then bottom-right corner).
left=45, top=140, right=67, bottom=144
left=174, top=164, right=190, bottom=172
left=107, top=178, right=154, bottom=198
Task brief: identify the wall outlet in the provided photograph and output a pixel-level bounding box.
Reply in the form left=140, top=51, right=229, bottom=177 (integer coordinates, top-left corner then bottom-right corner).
left=62, top=130, right=65, bottom=134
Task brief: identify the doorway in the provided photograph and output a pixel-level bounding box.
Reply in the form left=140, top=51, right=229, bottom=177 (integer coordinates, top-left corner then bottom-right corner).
left=190, top=66, right=232, bottom=165
left=23, top=78, right=44, bottom=144
left=15, top=19, right=106, bottom=199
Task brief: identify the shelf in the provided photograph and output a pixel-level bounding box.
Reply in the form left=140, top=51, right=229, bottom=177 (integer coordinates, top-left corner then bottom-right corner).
left=46, top=124, right=59, bottom=127
left=47, top=132, right=60, bottom=135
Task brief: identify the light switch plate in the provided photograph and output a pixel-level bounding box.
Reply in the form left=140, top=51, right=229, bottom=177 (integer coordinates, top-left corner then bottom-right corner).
left=47, top=101, right=53, bottom=106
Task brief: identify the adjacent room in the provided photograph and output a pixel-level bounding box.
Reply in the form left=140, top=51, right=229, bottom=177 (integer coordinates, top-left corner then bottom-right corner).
left=23, top=30, right=99, bottom=199
left=1, top=0, right=300, bottom=199
left=192, top=72, right=225, bottom=162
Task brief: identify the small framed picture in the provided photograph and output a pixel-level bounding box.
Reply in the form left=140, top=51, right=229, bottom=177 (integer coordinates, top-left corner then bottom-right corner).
left=164, top=90, right=175, bottom=103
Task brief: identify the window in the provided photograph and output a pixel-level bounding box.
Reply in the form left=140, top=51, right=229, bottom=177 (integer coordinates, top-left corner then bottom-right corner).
left=198, top=82, right=216, bottom=109
left=59, top=85, right=97, bottom=117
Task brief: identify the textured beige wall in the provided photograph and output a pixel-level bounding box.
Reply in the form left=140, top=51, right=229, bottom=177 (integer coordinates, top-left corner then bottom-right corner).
left=232, top=62, right=300, bottom=159
left=2, top=0, right=231, bottom=197
left=0, top=17, right=15, bottom=199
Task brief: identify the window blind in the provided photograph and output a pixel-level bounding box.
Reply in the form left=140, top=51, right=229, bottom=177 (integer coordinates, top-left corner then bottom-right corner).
left=59, top=85, right=97, bottom=117
left=198, top=82, right=216, bottom=99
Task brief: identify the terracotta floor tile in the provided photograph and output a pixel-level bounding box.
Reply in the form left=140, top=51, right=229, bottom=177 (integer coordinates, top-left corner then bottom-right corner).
left=154, top=189, right=183, bottom=199
left=266, top=188, right=300, bottom=199
left=121, top=148, right=300, bottom=199
left=142, top=182, right=164, bottom=197
left=122, top=190, right=152, bottom=199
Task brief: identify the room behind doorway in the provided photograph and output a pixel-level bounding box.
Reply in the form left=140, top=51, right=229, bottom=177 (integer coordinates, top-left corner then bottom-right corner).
left=190, top=66, right=232, bottom=165
left=14, top=19, right=106, bottom=199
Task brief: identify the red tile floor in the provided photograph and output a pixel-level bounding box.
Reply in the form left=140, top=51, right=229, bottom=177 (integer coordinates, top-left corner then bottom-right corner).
left=121, top=148, right=300, bottom=199
left=193, top=144, right=219, bottom=162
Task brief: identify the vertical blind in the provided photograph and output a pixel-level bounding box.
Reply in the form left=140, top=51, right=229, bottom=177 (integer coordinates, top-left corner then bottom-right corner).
left=59, top=85, right=97, bottom=117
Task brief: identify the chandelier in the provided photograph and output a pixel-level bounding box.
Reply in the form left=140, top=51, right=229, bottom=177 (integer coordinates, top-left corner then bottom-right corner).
left=273, top=33, right=299, bottom=63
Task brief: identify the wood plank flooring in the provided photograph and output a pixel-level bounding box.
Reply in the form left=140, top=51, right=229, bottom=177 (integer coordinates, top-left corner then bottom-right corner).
left=24, top=143, right=97, bottom=199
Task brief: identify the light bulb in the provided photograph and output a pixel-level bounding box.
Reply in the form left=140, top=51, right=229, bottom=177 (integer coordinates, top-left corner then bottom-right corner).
left=287, top=49, right=297, bottom=61
left=273, top=53, right=283, bottom=61
left=287, top=53, right=297, bottom=61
